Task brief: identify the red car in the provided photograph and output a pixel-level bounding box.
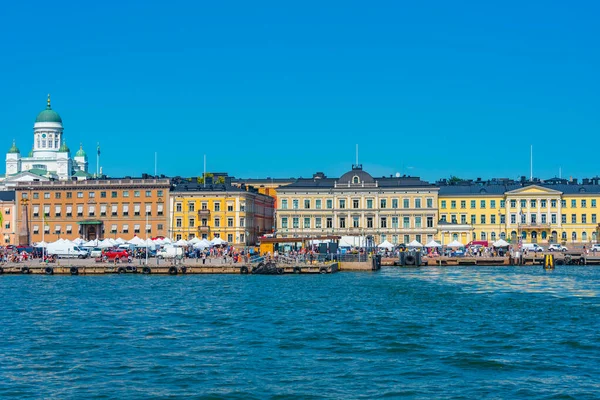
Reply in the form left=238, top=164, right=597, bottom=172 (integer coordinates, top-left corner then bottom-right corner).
left=102, top=248, right=129, bottom=261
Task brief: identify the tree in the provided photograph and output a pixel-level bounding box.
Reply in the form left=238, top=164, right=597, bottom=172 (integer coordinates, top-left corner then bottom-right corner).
left=215, top=176, right=225, bottom=184
left=197, top=173, right=214, bottom=184
left=448, top=176, right=463, bottom=184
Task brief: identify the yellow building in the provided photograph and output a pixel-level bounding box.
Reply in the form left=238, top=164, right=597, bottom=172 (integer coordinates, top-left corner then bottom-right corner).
left=169, top=180, right=275, bottom=246
left=438, top=179, right=600, bottom=246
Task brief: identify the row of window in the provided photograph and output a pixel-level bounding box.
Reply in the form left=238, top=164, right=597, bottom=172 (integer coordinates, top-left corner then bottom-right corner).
left=27, top=190, right=164, bottom=200
left=441, top=199, right=598, bottom=210
left=31, top=203, right=164, bottom=218
left=175, top=202, right=246, bottom=213
left=280, top=198, right=435, bottom=210
left=440, top=213, right=598, bottom=225
left=173, top=233, right=240, bottom=243
left=281, top=216, right=435, bottom=229
left=175, top=217, right=245, bottom=228
left=32, top=224, right=165, bottom=235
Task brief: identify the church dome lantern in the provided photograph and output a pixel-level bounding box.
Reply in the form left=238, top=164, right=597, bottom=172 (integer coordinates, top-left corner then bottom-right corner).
left=59, top=140, right=70, bottom=153
left=8, top=140, right=20, bottom=154
left=35, top=94, right=62, bottom=124
left=75, top=144, right=87, bottom=158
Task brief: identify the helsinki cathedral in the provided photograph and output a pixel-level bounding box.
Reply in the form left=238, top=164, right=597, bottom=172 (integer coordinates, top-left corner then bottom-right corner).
left=4, top=95, right=90, bottom=183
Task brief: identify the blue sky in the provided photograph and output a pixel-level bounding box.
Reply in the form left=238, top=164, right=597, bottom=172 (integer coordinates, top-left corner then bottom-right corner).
left=2, top=1, right=599, bottom=182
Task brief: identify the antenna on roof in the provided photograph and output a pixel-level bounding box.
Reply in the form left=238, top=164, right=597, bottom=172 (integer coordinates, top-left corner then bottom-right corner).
left=203, top=154, right=206, bottom=188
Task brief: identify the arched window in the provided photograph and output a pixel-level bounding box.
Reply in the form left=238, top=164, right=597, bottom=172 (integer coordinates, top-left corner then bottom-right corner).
left=491, top=232, right=496, bottom=240
left=511, top=231, right=517, bottom=240
left=531, top=231, right=537, bottom=239
left=562, top=232, right=567, bottom=240
left=551, top=231, right=558, bottom=242
left=582, top=232, right=587, bottom=241
left=352, top=176, right=360, bottom=184
left=481, top=232, right=487, bottom=240
left=452, top=233, right=458, bottom=241
left=541, top=231, right=547, bottom=240
left=522, top=231, right=527, bottom=239
left=592, top=232, right=597, bottom=241
left=572, top=232, right=577, bottom=241
left=500, top=232, right=506, bottom=239
left=472, top=232, right=477, bottom=240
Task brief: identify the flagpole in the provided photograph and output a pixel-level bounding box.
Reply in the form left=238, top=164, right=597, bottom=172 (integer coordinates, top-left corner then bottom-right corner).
left=96, top=143, right=100, bottom=177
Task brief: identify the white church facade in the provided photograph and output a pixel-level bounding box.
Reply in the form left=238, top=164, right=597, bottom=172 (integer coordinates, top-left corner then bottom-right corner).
left=3, top=95, right=90, bottom=186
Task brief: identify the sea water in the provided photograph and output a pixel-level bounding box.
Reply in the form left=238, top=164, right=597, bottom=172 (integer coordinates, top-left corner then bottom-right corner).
left=0, top=266, right=598, bottom=399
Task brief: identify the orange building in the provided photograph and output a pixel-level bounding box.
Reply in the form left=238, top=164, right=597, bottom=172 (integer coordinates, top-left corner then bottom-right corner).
left=0, top=191, right=16, bottom=245
left=14, top=178, right=170, bottom=244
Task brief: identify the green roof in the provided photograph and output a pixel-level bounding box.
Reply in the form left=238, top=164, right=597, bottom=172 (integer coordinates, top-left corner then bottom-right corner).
left=58, top=141, right=70, bottom=152
left=73, top=170, right=91, bottom=177
left=8, top=140, right=19, bottom=154
left=75, top=144, right=87, bottom=157
left=35, top=95, right=62, bottom=123
left=28, top=168, right=48, bottom=176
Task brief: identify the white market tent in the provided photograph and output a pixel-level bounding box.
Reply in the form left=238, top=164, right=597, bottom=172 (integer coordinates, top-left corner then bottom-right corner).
left=175, top=239, right=189, bottom=247
left=377, top=240, right=394, bottom=250
left=338, top=236, right=365, bottom=248
left=139, top=239, right=156, bottom=250
left=162, top=238, right=172, bottom=244
left=447, top=240, right=465, bottom=248
left=425, top=240, right=442, bottom=248
left=211, top=237, right=227, bottom=246
left=199, top=238, right=211, bottom=248
left=82, top=239, right=98, bottom=247
left=408, top=240, right=423, bottom=248
left=128, top=236, right=145, bottom=246
left=98, top=238, right=114, bottom=249
left=492, top=239, right=510, bottom=248
left=153, top=238, right=165, bottom=245
left=193, top=241, right=209, bottom=250
left=188, top=237, right=201, bottom=245
left=34, top=241, right=48, bottom=248
left=115, top=238, right=126, bottom=244
left=72, top=238, right=85, bottom=245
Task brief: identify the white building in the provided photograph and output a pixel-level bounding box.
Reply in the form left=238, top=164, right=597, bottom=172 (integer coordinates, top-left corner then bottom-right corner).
left=3, top=95, right=89, bottom=186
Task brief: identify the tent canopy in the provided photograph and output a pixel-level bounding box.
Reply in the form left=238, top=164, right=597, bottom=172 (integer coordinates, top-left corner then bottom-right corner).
left=447, top=240, right=465, bottom=248
left=408, top=240, right=423, bottom=248
left=377, top=240, right=394, bottom=250
left=492, top=239, right=510, bottom=247
left=425, top=240, right=442, bottom=248
left=211, top=237, right=227, bottom=246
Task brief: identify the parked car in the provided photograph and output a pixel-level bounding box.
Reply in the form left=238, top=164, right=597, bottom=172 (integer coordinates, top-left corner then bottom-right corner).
left=90, top=247, right=103, bottom=258
left=591, top=244, right=600, bottom=252
left=521, top=243, right=545, bottom=252
left=47, top=243, right=89, bottom=258
left=158, top=246, right=183, bottom=259
left=102, top=248, right=129, bottom=261
left=548, top=244, right=568, bottom=252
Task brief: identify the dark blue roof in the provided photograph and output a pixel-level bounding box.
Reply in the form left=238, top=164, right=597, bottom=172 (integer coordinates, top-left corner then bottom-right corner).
left=439, top=183, right=600, bottom=195
left=0, top=191, right=16, bottom=201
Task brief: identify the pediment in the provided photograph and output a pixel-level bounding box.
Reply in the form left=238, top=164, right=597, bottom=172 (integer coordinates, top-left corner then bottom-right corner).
left=506, top=185, right=562, bottom=196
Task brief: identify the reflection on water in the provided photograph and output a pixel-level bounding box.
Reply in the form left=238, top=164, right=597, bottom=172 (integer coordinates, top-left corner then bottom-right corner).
left=392, top=266, right=599, bottom=298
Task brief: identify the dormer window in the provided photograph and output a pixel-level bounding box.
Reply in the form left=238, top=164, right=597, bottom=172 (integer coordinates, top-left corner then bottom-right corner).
left=352, top=176, right=360, bottom=184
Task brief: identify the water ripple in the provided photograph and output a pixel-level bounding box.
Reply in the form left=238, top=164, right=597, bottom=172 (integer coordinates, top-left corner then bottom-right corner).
left=0, top=267, right=599, bottom=399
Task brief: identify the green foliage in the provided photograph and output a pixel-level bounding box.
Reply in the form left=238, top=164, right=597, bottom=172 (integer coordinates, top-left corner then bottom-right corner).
left=215, top=176, right=225, bottom=184
left=449, top=176, right=463, bottom=184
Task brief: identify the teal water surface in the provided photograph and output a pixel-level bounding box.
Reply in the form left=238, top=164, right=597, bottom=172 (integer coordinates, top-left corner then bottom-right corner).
left=0, top=266, right=598, bottom=399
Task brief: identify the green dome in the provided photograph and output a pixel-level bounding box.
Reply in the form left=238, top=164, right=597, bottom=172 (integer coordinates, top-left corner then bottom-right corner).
left=59, top=141, right=70, bottom=152
left=8, top=140, right=20, bottom=154
left=75, top=144, right=86, bottom=157
left=35, top=94, right=62, bottom=123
